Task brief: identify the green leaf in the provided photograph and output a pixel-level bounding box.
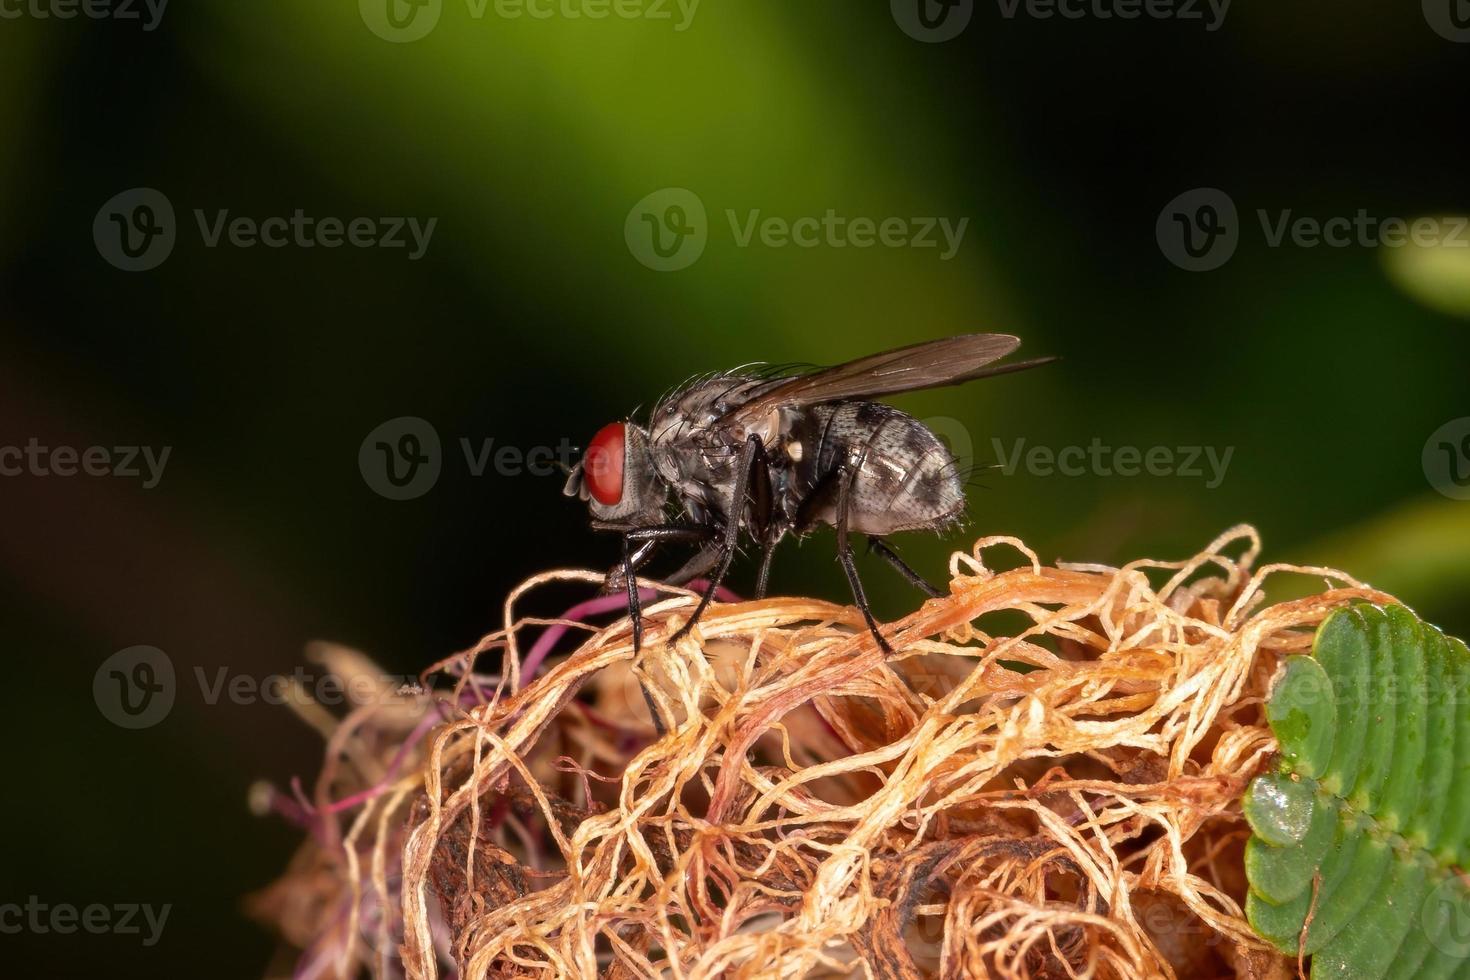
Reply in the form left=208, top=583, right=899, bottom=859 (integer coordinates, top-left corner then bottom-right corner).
left=1244, top=603, right=1470, bottom=976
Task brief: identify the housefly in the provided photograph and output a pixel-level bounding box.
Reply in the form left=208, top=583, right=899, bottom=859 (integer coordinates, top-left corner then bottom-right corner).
left=563, top=333, right=1054, bottom=661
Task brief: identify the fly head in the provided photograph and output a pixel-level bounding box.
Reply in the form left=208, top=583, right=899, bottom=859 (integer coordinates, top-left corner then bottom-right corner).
left=562, top=421, right=667, bottom=524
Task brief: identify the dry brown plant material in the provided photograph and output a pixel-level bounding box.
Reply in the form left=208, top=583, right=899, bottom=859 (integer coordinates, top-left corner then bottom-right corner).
left=251, top=525, right=1398, bottom=979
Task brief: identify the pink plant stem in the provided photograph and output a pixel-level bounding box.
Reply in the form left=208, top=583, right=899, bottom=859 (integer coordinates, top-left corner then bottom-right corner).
left=319, top=708, right=445, bottom=816
left=520, top=578, right=740, bottom=684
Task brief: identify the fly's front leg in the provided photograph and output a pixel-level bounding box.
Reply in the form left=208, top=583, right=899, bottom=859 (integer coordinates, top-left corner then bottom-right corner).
left=670, top=435, right=762, bottom=644
left=601, top=522, right=717, bottom=593
left=620, top=533, right=666, bottom=736
left=622, top=534, right=645, bottom=654
left=603, top=537, right=659, bottom=594
left=834, top=463, right=894, bottom=655
left=611, top=522, right=716, bottom=737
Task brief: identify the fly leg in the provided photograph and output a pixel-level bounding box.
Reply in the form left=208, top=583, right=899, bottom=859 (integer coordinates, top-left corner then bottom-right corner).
left=614, top=522, right=716, bottom=737
left=665, top=542, right=722, bottom=587
left=747, top=439, right=781, bottom=601
left=670, top=435, right=762, bottom=644
left=602, top=537, right=659, bottom=594
left=615, top=524, right=718, bottom=645
left=835, top=463, right=894, bottom=655
left=617, top=534, right=668, bottom=734
left=603, top=522, right=718, bottom=594
left=753, top=529, right=785, bottom=599
left=868, top=537, right=944, bottom=598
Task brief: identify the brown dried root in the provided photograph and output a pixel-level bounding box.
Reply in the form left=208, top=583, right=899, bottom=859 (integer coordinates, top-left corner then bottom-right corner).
left=252, top=525, right=1397, bottom=980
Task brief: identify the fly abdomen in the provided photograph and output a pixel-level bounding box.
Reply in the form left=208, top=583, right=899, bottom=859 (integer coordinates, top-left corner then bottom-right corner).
left=791, top=401, right=966, bottom=536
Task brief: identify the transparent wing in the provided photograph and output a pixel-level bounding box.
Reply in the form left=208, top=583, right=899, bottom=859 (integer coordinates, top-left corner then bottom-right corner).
left=720, top=333, right=1049, bottom=424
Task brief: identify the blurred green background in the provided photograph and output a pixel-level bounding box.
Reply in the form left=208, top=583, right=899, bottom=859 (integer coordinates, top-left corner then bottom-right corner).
left=1, top=1, right=1468, bottom=976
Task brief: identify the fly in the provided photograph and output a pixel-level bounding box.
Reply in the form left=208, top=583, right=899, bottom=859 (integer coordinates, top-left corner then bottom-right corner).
left=563, top=333, right=1055, bottom=665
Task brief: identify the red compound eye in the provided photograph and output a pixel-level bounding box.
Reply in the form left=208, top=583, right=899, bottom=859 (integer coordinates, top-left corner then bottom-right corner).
left=583, top=422, right=626, bottom=505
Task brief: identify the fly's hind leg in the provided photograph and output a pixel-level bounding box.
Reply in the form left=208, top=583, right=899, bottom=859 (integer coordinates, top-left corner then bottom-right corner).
left=833, top=463, right=894, bottom=655
left=868, top=537, right=944, bottom=598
